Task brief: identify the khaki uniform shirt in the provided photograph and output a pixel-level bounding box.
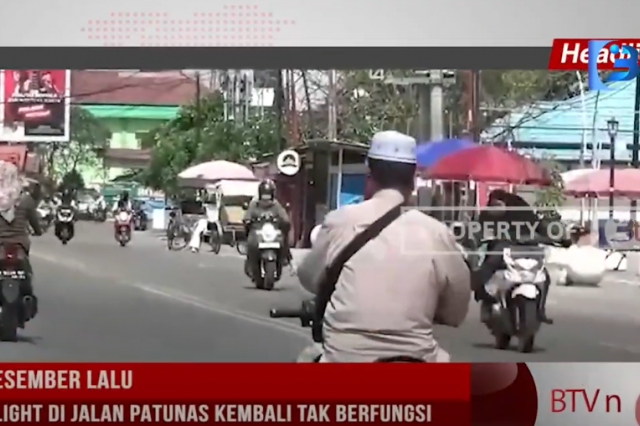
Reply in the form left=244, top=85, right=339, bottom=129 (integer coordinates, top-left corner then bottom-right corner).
left=297, top=189, right=471, bottom=362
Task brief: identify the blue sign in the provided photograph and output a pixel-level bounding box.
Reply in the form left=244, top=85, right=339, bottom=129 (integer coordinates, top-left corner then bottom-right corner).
left=588, top=40, right=639, bottom=90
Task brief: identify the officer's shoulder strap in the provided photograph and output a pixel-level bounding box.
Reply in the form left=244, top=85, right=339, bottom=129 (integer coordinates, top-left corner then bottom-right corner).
left=312, top=202, right=403, bottom=343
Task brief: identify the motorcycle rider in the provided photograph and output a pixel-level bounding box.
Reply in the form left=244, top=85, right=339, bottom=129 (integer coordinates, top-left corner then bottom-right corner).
left=0, top=161, right=42, bottom=323
left=113, top=191, right=133, bottom=212
left=296, top=131, right=471, bottom=362
left=472, top=189, right=573, bottom=324
left=243, top=179, right=291, bottom=277
left=53, top=188, right=77, bottom=240
left=91, top=194, right=107, bottom=218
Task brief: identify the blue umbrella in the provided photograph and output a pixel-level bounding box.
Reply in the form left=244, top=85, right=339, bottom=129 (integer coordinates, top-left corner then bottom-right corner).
left=416, top=138, right=477, bottom=168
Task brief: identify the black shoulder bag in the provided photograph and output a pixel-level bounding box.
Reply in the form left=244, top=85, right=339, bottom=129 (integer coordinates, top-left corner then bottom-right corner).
left=312, top=204, right=403, bottom=343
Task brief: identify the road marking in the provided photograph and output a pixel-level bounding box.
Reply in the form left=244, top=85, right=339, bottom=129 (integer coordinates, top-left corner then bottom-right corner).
left=598, top=341, right=640, bottom=355
left=134, top=284, right=309, bottom=339
left=31, top=248, right=310, bottom=341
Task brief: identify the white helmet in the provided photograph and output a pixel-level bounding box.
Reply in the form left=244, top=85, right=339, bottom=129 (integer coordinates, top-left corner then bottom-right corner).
left=310, top=224, right=322, bottom=247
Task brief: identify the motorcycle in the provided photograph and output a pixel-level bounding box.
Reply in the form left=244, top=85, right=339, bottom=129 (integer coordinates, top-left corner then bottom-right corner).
left=270, top=300, right=424, bottom=362
left=247, top=212, right=284, bottom=291
left=0, top=244, right=36, bottom=341
left=133, top=210, right=148, bottom=231
left=54, top=206, right=75, bottom=245
left=36, top=205, right=53, bottom=232
left=114, top=210, right=133, bottom=247
left=93, top=207, right=107, bottom=222
left=478, top=242, right=550, bottom=353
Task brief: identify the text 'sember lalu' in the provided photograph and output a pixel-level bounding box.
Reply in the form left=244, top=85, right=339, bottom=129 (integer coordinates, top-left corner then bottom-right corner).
left=0, top=369, right=132, bottom=389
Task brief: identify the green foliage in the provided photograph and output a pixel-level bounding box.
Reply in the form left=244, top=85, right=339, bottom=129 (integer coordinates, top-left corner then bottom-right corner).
left=60, top=169, right=85, bottom=191
left=335, top=70, right=418, bottom=141
left=49, top=106, right=111, bottom=180
left=142, top=95, right=279, bottom=192
left=534, top=156, right=566, bottom=221
left=322, top=70, right=581, bottom=143
left=445, top=70, right=582, bottom=137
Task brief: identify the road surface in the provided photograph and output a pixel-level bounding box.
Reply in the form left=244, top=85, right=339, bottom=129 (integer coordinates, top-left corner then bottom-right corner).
left=7, top=221, right=640, bottom=362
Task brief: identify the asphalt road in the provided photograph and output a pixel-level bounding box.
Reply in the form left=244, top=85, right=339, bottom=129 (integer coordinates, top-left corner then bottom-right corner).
left=6, top=221, right=640, bottom=362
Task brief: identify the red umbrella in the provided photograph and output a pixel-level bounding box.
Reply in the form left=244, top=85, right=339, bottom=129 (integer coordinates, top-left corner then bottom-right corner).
left=423, top=145, right=552, bottom=185
left=564, top=168, right=640, bottom=197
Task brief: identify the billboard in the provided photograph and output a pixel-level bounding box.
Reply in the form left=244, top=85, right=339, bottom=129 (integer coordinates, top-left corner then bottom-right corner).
left=0, top=69, right=71, bottom=142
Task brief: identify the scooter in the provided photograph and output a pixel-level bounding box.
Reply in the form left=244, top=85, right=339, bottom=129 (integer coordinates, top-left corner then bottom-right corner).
left=93, top=207, right=107, bottom=222
left=37, top=205, right=53, bottom=232
left=54, top=206, right=75, bottom=245
left=0, top=244, right=37, bottom=341
left=133, top=210, right=148, bottom=231
left=248, top=212, right=284, bottom=291
left=479, top=243, right=549, bottom=353
left=114, top=210, right=133, bottom=247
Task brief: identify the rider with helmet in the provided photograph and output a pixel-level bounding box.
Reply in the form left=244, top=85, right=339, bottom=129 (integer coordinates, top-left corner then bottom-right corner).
left=243, top=179, right=291, bottom=277
left=113, top=190, right=132, bottom=212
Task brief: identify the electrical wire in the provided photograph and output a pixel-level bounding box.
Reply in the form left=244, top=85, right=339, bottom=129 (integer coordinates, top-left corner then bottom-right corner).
left=484, top=81, right=635, bottom=141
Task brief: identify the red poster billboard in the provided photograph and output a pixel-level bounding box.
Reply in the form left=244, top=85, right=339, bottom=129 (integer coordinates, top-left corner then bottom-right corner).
left=0, top=69, right=71, bottom=142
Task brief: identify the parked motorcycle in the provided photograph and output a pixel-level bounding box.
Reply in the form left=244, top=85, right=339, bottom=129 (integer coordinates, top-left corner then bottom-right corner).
left=479, top=242, right=550, bottom=353
left=114, top=210, right=133, bottom=247
left=0, top=244, right=36, bottom=341
left=246, top=212, right=285, bottom=291
left=54, top=206, right=75, bottom=245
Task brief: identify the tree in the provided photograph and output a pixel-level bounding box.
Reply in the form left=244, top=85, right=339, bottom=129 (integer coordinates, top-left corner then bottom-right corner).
left=299, top=70, right=419, bottom=142
left=46, top=106, right=111, bottom=181
left=142, top=94, right=279, bottom=192
left=300, top=70, right=580, bottom=144
left=445, top=70, right=584, bottom=138
left=534, top=155, right=566, bottom=221
left=60, top=169, right=85, bottom=191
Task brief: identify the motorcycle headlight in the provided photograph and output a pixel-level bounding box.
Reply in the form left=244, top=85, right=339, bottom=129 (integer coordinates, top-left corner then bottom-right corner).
left=118, top=212, right=130, bottom=222
left=259, top=223, right=278, bottom=242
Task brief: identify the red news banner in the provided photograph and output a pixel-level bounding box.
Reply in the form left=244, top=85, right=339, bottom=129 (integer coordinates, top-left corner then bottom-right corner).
left=0, top=364, right=470, bottom=425
left=548, top=38, right=640, bottom=70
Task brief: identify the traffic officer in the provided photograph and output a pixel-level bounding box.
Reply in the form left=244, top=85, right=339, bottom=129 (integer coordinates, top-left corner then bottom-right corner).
left=297, top=130, right=471, bottom=362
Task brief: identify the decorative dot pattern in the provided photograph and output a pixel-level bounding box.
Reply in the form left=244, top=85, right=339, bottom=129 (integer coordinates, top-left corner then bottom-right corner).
left=79, top=6, right=295, bottom=46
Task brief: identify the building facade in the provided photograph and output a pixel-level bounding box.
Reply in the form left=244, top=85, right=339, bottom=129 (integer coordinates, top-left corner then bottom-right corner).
left=72, top=70, right=208, bottom=184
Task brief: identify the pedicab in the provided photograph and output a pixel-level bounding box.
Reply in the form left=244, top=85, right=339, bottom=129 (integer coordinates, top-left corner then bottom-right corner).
left=176, top=160, right=258, bottom=254
left=205, top=179, right=260, bottom=255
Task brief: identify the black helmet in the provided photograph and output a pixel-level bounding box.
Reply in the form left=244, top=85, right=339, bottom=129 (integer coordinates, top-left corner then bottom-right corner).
left=121, top=190, right=130, bottom=201
left=258, top=179, right=276, bottom=202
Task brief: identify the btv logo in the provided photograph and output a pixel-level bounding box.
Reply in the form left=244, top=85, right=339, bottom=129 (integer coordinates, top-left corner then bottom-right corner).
left=588, top=40, right=639, bottom=90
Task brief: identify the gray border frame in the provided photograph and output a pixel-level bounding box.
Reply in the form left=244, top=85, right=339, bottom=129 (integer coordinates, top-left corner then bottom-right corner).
left=1, top=47, right=550, bottom=69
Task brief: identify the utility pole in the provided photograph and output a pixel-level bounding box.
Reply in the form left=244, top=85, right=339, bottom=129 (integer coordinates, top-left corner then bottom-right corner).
left=631, top=75, right=640, bottom=220
left=382, top=70, right=455, bottom=141
left=327, top=70, right=338, bottom=141
left=471, top=70, right=481, bottom=142
left=195, top=71, right=201, bottom=149
left=275, top=69, right=286, bottom=150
